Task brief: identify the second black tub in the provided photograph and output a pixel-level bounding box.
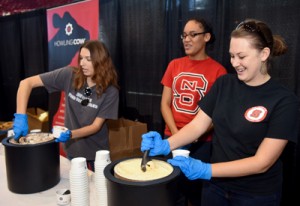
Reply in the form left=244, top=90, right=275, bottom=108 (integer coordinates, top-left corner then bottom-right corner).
left=104, top=157, right=181, bottom=206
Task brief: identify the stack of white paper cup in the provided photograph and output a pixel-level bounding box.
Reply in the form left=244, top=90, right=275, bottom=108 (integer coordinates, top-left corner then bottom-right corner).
left=69, top=157, right=89, bottom=206
left=94, top=150, right=111, bottom=206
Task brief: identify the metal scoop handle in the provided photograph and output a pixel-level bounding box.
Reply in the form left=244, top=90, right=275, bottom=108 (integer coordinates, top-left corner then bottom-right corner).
left=141, top=150, right=151, bottom=172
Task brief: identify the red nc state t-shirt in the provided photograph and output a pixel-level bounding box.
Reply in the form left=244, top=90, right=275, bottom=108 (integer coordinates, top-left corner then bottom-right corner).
left=161, top=56, right=227, bottom=141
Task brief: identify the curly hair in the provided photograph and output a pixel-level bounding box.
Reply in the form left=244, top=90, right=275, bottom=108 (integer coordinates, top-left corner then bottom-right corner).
left=73, top=40, right=119, bottom=96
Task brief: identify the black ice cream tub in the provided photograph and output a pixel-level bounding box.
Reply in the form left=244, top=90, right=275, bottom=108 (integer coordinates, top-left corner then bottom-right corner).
left=104, top=157, right=181, bottom=206
left=2, top=134, right=60, bottom=194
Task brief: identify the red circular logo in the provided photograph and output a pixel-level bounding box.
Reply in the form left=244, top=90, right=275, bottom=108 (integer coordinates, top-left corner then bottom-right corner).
left=244, top=106, right=267, bottom=122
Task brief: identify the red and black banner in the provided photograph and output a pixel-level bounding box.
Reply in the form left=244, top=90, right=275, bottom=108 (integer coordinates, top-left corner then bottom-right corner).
left=46, top=0, right=99, bottom=127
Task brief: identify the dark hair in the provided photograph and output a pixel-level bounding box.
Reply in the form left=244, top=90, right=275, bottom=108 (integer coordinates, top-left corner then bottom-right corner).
left=232, top=19, right=287, bottom=70
left=187, top=18, right=215, bottom=44
left=73, top=40, right=119, bottom=96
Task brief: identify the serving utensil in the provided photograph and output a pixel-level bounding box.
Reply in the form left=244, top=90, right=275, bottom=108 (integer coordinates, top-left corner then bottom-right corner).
left=141, top=150, right=151, bottom=172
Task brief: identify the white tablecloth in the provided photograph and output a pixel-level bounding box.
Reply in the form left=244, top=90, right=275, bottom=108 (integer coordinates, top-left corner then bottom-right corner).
left=0, top=143, right=97, bottom=206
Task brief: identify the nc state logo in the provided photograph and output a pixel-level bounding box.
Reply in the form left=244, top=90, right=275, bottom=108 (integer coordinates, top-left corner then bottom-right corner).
left=244, top=106, right=267, bottom=122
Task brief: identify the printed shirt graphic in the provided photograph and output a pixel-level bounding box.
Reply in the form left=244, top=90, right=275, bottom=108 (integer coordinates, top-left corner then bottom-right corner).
left=244, top=106, right=268, bottom=122
left=173, top=72, right=207, bottom=114
left=161, top=56, right=227, bottom=136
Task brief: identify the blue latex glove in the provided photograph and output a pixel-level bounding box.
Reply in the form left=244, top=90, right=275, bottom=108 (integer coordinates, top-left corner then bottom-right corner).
left=55, top=130, right=72, bottom=142
left=167, top=156, right=212, bottom=180
left=141, top=131, right=170, bottom=156
left=13, top=113, right=29, bottom=141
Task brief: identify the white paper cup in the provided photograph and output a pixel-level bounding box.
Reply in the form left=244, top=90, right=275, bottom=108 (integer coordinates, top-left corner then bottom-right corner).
left=172, top=149, right=190, bottom=158
left=30, top=129, right=41, bottom=133
left=56, top=189, right=71, bottom=205
left=95, top=150, right=110, bottom=162
left=71, top=157, right=87, bottom=170
left=53, top=125, right=68, bottom=138
left=7, top=129, right=14, bottom=137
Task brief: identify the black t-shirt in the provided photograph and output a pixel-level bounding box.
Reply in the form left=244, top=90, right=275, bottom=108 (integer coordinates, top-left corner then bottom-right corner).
left=199, top=74, right=299, bottom=194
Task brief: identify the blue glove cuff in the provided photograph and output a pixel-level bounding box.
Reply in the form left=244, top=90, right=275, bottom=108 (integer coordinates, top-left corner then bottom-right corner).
left=203, top=163, right=212, bottom=180
left=66, top=130, right=72, bottom=138
left=14, top=113, right=28, bottom=118
left=161, top=139, right=171, bottom=156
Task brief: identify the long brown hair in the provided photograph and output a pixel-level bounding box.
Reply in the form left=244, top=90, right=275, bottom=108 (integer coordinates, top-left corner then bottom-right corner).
left=73, top=40, right=119, bottom=96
